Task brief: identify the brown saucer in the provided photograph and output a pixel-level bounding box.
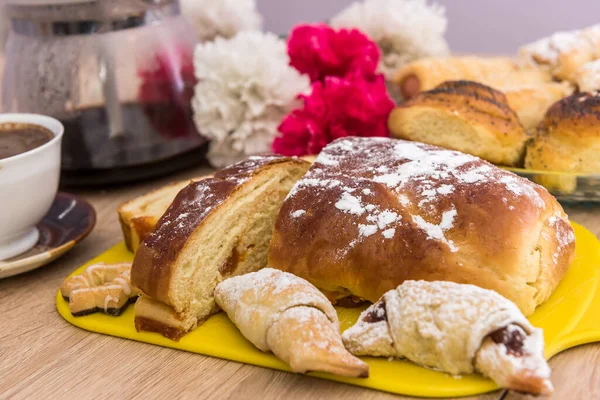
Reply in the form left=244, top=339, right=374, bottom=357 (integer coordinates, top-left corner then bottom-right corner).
left=0, top=192, right=96, bottom=278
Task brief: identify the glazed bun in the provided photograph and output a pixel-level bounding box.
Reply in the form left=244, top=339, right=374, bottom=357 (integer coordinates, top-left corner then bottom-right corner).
left=269, top=137, right=575, bottom=316
left=526, top=92, right=600, bottom=173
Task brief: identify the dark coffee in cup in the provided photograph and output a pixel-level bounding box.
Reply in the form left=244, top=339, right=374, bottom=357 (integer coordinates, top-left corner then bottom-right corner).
left=0, top=123, right=54, bottom=160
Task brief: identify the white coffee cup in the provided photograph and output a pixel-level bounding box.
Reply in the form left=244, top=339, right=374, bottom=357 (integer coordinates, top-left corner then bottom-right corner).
left=0, top=114, right=64, bottom=261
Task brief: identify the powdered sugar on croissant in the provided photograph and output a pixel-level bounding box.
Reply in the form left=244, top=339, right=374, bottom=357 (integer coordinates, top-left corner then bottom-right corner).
left=342, top=280, right=552, bottom=395
left=518, top=24, right=600, bottom=81
left=214, top=268, right=369, bottom=378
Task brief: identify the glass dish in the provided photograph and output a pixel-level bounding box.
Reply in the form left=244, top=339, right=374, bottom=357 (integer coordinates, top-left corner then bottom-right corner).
left=504, top=167, right=600, bottom=203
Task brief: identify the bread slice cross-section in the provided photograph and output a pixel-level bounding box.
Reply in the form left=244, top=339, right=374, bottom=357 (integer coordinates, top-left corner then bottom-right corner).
left=118, top=157, right=316, bottom=253
left=131, top=155, right=311, bottom=340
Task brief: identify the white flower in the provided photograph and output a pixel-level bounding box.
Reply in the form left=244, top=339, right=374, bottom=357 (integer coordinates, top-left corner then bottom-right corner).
left=331, top=0, right=450, bottom=79
left=192, top=32, right=311, bottom=168
left=181, top=0, right=263, bottom=41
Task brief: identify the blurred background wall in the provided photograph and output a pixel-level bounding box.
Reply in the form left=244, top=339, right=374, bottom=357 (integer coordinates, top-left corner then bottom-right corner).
left=257, top=0, right=600, bottom=54
left=1, top=1, right=599, bottom=55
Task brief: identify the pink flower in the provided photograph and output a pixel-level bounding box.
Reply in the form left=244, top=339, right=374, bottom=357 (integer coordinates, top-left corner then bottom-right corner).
left=287, top=24, right=380, bottom=82
left=273, top=73, right=394, bottom=156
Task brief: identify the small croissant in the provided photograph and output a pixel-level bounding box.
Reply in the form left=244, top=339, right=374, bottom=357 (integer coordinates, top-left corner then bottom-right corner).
left=214, top=268, right=369, bottom=378
left=342, top=280, right=552, bottom=395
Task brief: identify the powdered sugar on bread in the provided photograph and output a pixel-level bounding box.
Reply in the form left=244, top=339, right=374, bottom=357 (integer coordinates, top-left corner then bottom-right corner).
left=146, top=156, right=280, bottom=245
left=270, top=137, right=574, bottom=315
left=285, top=137, right=547, bottom=253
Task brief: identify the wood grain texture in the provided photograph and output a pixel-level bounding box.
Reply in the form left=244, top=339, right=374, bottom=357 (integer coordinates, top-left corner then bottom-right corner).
left=0, top=165, right=598, bottom=400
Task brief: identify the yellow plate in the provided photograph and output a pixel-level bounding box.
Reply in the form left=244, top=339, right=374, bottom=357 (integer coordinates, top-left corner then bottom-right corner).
left=56, top=222, right=600, bottom=398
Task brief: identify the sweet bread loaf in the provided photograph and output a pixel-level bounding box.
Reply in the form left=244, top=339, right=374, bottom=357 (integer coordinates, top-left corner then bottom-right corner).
left=342, top=280, right=552, bottom=395
left=118, top=177, right=209, bottom=252
left=215, top=268, right=369, bottom=378
left=525, top=92, right=600, bottom=192
left=388, top=80, right=528, bottom=166
left=393, top=56, right=551, bottom=100
left=268, top=137, right=575, bottom=316
left=131, top=155, right=310, bottom=340
left=519, top=24, right=600, bottom=82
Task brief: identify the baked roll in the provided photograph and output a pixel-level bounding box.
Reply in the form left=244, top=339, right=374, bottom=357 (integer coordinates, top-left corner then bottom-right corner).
left=388, top=80, right=528, bottom=166
left=214, top=268, right=369, bottom=378
left=131, top=155, right=311, bottom=340
left=392, top=56, right=551, bottom=100
left=342, top=280, right=553, bottom=395
left=525, top=92, right=600, bottom=192
left=268, top=137, right=575, bottom=316
left=519, top=24, right=600, bottom=82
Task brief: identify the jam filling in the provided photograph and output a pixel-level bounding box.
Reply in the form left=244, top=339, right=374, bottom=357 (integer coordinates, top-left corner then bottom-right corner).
left=336, top=295, right=369, bottom=308
left=362, top=299, right=387, bottom=323
left=489, top=325, right=526, bottom=357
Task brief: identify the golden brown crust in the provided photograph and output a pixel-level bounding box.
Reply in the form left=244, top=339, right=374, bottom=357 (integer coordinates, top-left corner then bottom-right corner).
left=418, top=80, right=518, bottom=118
left=388, top=80, right=528, bottom=166
left=542, top=92, right=600, bottom=131
left=393, top=56, right=551, bottom=100
left=133, top=296, right=214, bottom=341
left=132, top=179, right=237, bottom=303
left=268, top=137, right=575, bottom=316
left=131, top=155, right=307, bottom=304
left=133, top=295, right=197, bottom=340
left=525, top=92, right=600, bottom=173
left=118, top=213, right=134, bottom=252
left=134, top=317, right=187, bottom=341
left=117, top=179, right=202, bottom=252
left=130, top=217, right=158, bottom=248
left=119, top=157, right=318, bottom=252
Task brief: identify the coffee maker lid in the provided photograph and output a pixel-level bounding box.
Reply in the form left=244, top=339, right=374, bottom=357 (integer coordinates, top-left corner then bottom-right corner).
left=6, top=0, right=178, bottom=22
left=5, top=0, right=180, bottom=36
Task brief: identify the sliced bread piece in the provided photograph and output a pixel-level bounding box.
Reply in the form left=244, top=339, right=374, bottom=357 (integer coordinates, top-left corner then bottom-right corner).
left=388, top=80, right=528, bottom=166
left=131, top=155, right=311, bottom=340
left=119, top=157, right=316, bottom=253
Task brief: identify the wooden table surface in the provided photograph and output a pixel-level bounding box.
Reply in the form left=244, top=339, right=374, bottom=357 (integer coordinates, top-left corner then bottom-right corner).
left=1, top=165, right=599, bottom=400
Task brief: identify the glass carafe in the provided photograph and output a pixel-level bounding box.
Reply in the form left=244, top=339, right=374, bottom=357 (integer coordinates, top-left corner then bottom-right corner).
left=2, top=0, right=207, bottom=184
